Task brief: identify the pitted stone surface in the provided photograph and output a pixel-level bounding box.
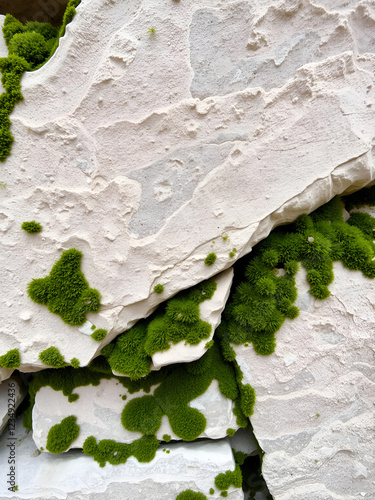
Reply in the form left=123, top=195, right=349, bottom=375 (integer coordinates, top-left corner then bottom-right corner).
left=1, top=1, right=375, bottom=373
left=234, top=263, right=375, bottom=499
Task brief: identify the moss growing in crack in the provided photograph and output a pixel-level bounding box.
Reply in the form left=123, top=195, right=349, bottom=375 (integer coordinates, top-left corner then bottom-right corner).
left=204, top=253, right=217, bottom=266
left=39, top=346, right=67, bottom=368
left=91, top=329, right=107, bottom=342
left=163, top=434, right=171, bottom=442
left=107, top=279, right=217, bottom=379
left=27, top=248, right=101, bottom=326
left=21, top=221, right=42, bottom=233
left=215, top=463, right=242, bottom=491
left=0, top=349, right=21, bottom=368
left=121, top=342, right=246, bottom=442
left=70, top=358, right=80, bottom=368
left=46, top=415, right=80, bottom=453
left=154, top=284, right=164, bottom=294
left=176, top=492, right=208, bottom=500
left=83, top=435, right=160, bottom=468
left=218, top=195, right=375, bottom=356
left=226, top=428, right=236, bottom=437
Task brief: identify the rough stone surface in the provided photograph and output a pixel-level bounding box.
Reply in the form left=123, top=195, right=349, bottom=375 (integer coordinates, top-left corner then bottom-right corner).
left=234, top=263, right=375, bottom=499
left=0, top=417, right=243, bottom=500
left=152, top=268, right=233, bottom=369
left=1, top=1, right=375, bottom=371
left=32, top=378, right=239, bottom=451
left=0, top=375, right=26, bottom=435
left=0, top=369, right=13, bottom=384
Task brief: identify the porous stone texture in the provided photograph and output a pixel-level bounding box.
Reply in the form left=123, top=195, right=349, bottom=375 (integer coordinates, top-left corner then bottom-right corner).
left=234, top=263, right=375, bottom=499
left=1, top=0, right=375, bottom=371
left=0, top=375, right=26, bottom=435
left=32, top=378, right=239, bottom=451
left=152, top=268, right=234, bottom=369
left=0, top=417, right=243, bottom=500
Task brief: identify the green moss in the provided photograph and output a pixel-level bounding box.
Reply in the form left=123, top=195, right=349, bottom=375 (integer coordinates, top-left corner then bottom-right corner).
left=91, top=325, right=96, bottom=331
left=27, top=248, right=101, bottom=326
left=39, top=346, right=67, bottom=368
left=121, top=343, right=243, bottom=442
left=176, top=491, right=208, bottom=500
left=108, top=279, right=217, bottom=379
left=154, top=284, right=164, bottom=294
left=91, top=329, right=107, bottom=342
left=83, top=435, right=160, bottom=468
left=163, top=434, right=171, bottom=442
left=220, top=493, right=228, bottom=498
left=233, top=450, right=248, bottom=466
left=209, top=489, right=215, bottom=495
left=204, top=253, right=217, bottom=266
left=0, top=349, right=21, bottom=368
left=215, top=464, right=242, bottom=490
left=0, top=2, right=80, bottom=162
left=219, top=195, right=375, bottom=356
left=226, top=428, right=236, bottom=437
left=46, top=415, right=79, bottom=453
left=21, top=221, right=42, bottom=233
left=70, top=357, right=80, bottom=368
left=205, top=340, right=214, bottom=349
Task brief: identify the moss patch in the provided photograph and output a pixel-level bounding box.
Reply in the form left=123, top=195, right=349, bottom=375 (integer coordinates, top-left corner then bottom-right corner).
left=154, top=284, right=164, bottom=294
left=107, top=278, right=217, bottom=379
left=27, top=248, right=101, bottom=326
left=204, top=253, right=217, bottom=266
left=39, top=346, right=67, bottom=368
left=21, top=221, right=42, bottom=233
left=176, top=491, right=208, bottom=500
left=218, top=196, right=375, bottom=356
left=83, top=435, right=160, bottom=468
left=91, top=329, right=107, bottom=342
left=46, top=415, right=79, bottom=453
left=0, top=349, right=21, bottom=368
left=215, top=463, right=242, bottom=491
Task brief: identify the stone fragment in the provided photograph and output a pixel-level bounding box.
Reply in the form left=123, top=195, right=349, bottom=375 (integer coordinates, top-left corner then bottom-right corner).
left=234, top=263, right=375, bottom=499
left=152, top=268, right=234, bottom=368
left=0, top=417, right=243, bottom=500
left=1, top=0, right=375, bottom=372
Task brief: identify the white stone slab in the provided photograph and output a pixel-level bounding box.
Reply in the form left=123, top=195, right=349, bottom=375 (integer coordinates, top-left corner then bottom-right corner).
left=0, top=417, right=243, bottom=500
left=1, top=0, right=375, bottom=372
left=234, top=263, right=375, bottom=499
left=32, top=379, right=239, bottom=451
left=152, top=268, right=234, bottom=368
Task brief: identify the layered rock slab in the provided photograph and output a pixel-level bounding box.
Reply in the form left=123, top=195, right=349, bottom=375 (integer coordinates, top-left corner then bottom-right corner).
left=32, top=377, right=239, bottom=451
left=234, top=263, right=375, bottom=499
left=0, top=418, right=243, bottom=500
left=1, top=0, right=375, bottom=371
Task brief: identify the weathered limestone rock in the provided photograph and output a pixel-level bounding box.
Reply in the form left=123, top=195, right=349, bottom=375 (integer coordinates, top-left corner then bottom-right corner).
left=32, top=377, right=239, bottom=451
left=1, top=0, right=375, bottom=371
left=152, top=268, right=234, bottom=369
left=229, top=427, right=258, bottom=457
left=234, top=263, right=375, bottom=499
left=0, top=417, right=243, bottom=500
left=0, top=369, right=13, bottom=384
left=0, top=375, right=26, bottom=435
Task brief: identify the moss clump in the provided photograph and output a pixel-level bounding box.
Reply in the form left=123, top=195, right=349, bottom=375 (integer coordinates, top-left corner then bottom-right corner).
left=39, top=346, right=67, bottom=368
left=46, top=415, right=79, bottom=453
left=91, top=329, right=107, bottom=342
left=215, top=464, right=242, bottom=491
left=209, top=489, right=214, bottom=495
left=204, top=253, right=217, bottom=266
left=121, top=343, right=248, bottom=442
left=0, top=2, right=80, bottom=163
left=218, top=196, right=375, bottom=356
left=226, top=428, right=236, bottom=437
left=83, top=435, right=160, bottom=468
left=220, top=493, right=228, bottom=498
left=70, top=357, right=80, bottom=368
left=21, top=221, right=42, bottom=233
left=154, top=284, right=164, bottom=294
left=27, top=248, right=101, bottom=326
left=176, top=491, right=208, bottom=500
left=107, top=279, right=217, bottom=379
left=163, top=434, right=171, bottom=442
left=0, top=349, right=21, bottom=368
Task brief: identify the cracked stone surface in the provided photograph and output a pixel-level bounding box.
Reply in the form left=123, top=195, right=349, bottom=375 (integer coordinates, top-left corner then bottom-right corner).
left=234, top=263, right=375, bottom=499
left=1, top=1, right=374, bottom=374
left=0, top=417, right=243, bottom=500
